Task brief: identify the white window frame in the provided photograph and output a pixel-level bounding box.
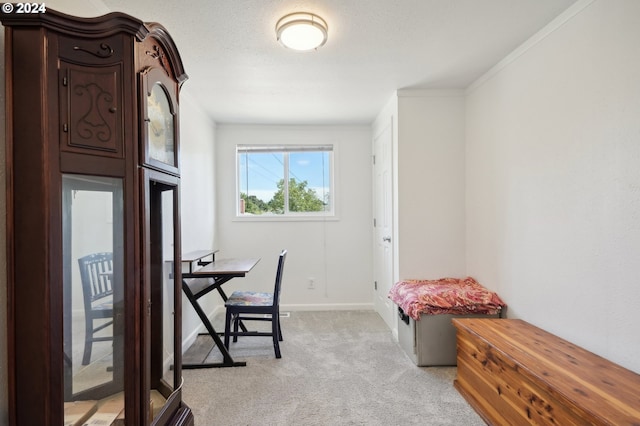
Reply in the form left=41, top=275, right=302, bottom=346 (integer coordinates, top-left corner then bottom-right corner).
left=235, top=144, right=336, bottom=221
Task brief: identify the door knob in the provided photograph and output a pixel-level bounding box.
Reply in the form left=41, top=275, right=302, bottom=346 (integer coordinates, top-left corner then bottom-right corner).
left=383, top=236, right=391, bottom=242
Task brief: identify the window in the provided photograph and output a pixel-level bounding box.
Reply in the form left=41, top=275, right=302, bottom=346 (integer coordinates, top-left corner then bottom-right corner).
left=237, top=144, right=334, bottom=217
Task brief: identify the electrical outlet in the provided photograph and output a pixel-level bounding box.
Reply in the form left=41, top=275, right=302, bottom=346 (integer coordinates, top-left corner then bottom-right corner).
left=308, top=278, right=315, bottom=289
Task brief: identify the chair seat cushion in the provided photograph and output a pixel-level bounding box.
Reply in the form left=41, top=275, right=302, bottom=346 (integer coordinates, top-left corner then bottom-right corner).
left=226, top=291, right=274, bottom=306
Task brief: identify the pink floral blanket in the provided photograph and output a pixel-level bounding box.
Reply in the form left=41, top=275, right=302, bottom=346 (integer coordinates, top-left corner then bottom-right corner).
left=388, top=277, right=506, bottom=320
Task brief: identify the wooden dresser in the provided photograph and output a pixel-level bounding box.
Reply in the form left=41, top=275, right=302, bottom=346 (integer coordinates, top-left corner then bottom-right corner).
left=453, top=318, right=640, bottom=425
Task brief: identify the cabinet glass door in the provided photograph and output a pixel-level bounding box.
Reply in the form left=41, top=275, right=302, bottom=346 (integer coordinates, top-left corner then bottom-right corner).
left=147, top=175, right=181, bottom=421
left=62, top=174, right=126, bottom=421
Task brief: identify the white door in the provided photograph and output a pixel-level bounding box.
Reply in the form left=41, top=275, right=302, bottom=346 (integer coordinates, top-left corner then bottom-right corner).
left=373, top=119, right=394, bottom=330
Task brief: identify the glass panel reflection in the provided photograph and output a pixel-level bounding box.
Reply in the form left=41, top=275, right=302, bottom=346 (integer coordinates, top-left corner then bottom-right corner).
left=63, top=174, right=125, bottom=421
left=149, top=179, right=178, bottom=420
left=159, top=189, right=175, bottom=388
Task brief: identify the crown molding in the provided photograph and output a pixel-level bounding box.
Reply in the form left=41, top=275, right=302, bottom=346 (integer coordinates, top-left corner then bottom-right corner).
left=466, top=0, right=596, bottom=95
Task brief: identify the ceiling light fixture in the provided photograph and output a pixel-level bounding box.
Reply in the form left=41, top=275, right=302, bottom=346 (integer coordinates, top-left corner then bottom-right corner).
left=276, top=12, right=328, bottom=51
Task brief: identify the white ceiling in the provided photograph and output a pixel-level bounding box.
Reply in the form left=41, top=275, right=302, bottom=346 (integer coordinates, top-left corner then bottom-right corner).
left=100, top=0, right=577, bottom=125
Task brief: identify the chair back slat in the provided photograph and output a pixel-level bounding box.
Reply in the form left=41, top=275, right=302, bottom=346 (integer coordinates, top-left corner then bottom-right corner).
left=273, top=249, right=287, bottom=307
left=78, top=252, right=113, bottom=303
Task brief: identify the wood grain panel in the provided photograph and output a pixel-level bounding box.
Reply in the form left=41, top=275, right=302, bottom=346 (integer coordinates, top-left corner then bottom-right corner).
left=453, top=319, right=640, bottom=426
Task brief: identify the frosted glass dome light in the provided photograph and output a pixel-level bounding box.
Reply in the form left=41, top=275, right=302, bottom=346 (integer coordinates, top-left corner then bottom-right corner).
left=276, top=12, right=328, bottom=51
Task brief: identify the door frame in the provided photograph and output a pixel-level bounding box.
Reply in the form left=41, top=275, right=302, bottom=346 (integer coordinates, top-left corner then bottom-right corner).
left=372, top=117, right=395, bottom=332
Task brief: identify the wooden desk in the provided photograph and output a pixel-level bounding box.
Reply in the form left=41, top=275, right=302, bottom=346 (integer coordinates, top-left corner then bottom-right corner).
left=181, top=256, right=260, bottom=368
left=181, top=249, right=219, bottom=274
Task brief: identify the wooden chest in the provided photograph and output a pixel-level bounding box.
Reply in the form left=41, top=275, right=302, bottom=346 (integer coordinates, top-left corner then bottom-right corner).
left=452, top=318, right=640, bottom=425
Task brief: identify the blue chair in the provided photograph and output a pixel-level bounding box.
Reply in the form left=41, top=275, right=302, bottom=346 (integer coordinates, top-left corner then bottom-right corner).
left=224, top=250, right=287, bottom=358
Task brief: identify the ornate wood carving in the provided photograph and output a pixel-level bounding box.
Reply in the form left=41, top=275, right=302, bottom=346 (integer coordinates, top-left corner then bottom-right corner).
left=145, top=44, right=171, bottom=76
left=73, top=42, right=115, bottom=58
left=74, top=82, right=114, bottom=141
left=60, top=64, right=122, bottom=156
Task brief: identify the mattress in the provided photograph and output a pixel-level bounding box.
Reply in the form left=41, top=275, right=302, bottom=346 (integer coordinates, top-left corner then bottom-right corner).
left=388, top=277, right=506, bottom=321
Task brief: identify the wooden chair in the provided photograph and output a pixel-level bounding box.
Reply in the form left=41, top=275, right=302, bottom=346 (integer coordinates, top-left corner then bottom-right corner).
left=77, top=252, right=114, bottom=365
left=224, top=250, right=287, bottom=358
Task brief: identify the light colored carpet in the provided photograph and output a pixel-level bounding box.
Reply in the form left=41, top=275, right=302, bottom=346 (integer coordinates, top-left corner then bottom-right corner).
left=181, top=310, right=485, bottom=426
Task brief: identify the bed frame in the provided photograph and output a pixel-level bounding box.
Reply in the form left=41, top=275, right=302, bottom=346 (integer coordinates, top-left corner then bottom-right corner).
left=397, top=307, right=501, bottom=366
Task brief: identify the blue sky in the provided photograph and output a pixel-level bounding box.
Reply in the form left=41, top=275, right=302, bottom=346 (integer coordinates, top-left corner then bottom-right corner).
left=239, top=151, right=330, bottom=202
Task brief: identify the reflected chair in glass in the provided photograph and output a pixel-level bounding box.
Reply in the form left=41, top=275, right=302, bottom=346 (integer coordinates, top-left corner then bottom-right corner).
left=77, top=252, right=114, bottom=365
left=224, top=250, right=287, bottom=358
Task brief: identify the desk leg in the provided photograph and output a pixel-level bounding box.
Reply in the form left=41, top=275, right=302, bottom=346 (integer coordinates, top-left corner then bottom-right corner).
left=182, top=282, right=246, bottom=368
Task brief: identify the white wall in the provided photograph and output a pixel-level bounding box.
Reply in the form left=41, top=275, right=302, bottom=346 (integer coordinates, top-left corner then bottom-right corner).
left=215, top=125, right=373, bottom=311
left=373, top=91, right=467, bottom=283
left=465, top=0, right=640, bottom=373
left=177, top=90, right=218, bottom=349
left=46, top=0, right=110, bottom=16
left=371, top=91, right=466, bottom=335
left=396, top=90, right=466, bottom=280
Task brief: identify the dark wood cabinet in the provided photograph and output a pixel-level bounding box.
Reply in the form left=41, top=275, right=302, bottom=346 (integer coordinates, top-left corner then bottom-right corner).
left=2, top=8, right=193, bottom=425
